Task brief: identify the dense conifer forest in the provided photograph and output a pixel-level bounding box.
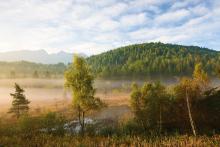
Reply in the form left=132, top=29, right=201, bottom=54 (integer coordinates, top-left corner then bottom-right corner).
left=87, top=42, right=220, bottom=78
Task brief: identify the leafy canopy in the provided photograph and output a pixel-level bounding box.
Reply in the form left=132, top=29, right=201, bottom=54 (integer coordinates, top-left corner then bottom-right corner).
left=65, top=56, right=104, bottom=112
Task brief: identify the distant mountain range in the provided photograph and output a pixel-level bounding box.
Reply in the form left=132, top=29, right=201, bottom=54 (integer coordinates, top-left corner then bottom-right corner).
left=0, top=50, right=85, bottom=64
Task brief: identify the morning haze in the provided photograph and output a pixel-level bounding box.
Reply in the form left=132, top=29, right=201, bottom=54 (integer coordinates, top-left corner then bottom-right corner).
left=1, top=0, right=220, bottom=146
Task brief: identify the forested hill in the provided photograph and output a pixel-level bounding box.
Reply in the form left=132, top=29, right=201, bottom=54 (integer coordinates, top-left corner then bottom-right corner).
left=0, top=61, right=66, bottom=78
left=87, top=42, right=220, bottom=78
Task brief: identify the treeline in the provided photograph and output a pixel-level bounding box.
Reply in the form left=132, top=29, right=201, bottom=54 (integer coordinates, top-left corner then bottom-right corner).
left=129, top=63, right=220, bottom=135
left=87, top=42, right=220, bottom=78
left=0, top=61, right=66, bottom=78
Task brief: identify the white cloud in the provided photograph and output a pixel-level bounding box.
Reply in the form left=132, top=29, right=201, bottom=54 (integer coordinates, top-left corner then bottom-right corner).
left=0, top=0, right=219, bottom=54
left=190, top=5, right=209, bottom=16
left=120, top=13, right=149, bottom=28
left=155, top=9, right=190, bottom=25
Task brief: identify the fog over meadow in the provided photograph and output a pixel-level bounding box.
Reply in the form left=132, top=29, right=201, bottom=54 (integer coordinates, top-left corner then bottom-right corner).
left=1, top=77, right=220, bottom=114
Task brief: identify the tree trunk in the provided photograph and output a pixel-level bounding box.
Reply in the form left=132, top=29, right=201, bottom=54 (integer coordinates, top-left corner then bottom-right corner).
left=78, top=106, right=82, bottom=134
left=186, top=89, right=197, bottom=136
left=82, top=111, right=85, bottom=136
left=77, top=106, right=85, bottom=136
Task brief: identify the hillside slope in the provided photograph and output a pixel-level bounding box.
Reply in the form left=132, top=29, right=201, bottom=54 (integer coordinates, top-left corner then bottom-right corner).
left=87, top=42, right=220, bottom=78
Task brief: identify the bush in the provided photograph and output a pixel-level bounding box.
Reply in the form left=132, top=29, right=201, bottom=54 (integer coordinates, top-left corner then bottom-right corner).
left=99, top=125, right=119, bottom=137
left=85, top=124, right=96, bottom=136
left=40, top=112, right=66, bottom=136
left=18, top=115, right=41, bottom=135
left=120, top=119, right=143, bottom=136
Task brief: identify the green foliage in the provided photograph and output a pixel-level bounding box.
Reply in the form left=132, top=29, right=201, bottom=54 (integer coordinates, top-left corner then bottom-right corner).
left=65, top=56, right=104, bottom=110
left=41, top=112, right=66, bottom=135
left=65, top=56, right=105, bottom=135
left=0, top=61, right=66, bottom=78
left=193, top=63, right=209, bottom=90
left=2, top=50, right=220, bottom=146
left=87, top=42, right=220, bottom=78
left=1, top=43, right=219, bottom=79
left=197, top=88, right=220, bottom=133
left=128, top=64, right=220, bottom=135
left=120, top=119, right=142, bottom=136
left=18, top=115, right=41, bottom=135
left=171, top=81, right=220, bottom=134
left=98, top=125, right=119, bottom=137
left=174, top=63, right=209, bottom=114
left=130, top=82, right=170, bottom=133
left=8, top=83, right=30, bottom=118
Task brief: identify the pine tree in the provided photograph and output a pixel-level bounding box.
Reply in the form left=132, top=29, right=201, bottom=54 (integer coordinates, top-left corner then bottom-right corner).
left=8, top=83, right=30, bottom=119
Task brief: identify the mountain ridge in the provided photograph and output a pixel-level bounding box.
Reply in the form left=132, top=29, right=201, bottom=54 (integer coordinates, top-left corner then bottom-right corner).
left=0, top=49, right=86, bottom=64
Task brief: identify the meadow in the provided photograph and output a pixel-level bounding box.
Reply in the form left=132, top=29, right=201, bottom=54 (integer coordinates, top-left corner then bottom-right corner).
left=0, top=78, right=133, bottom=118
left=1, top=77, right=220, bottom=146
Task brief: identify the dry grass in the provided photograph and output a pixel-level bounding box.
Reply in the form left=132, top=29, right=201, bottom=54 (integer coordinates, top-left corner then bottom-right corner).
left=0, top=135, right=220, bottom=147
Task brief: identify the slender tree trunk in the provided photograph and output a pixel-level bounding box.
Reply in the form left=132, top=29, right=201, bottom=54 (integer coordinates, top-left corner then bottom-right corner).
left=78, top=106, right=81, bottom=124
left=77, top=106, right=85, bottom=136
left=82, top=111, right=85, bottom=136
left=78, top=106, right=82, bottom=134
left=185, top=89, right=197, bottom=136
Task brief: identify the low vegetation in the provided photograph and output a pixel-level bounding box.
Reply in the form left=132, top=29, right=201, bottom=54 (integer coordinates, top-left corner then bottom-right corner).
left=1, top=135, right=220, bottom=146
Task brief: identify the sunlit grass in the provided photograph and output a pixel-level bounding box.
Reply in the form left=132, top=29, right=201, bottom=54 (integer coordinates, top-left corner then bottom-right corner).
left=1, top=135, right=220, bottom=146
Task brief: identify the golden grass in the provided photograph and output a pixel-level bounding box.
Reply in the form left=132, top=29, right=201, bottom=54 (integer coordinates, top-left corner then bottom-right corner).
left=0, top=135, right=220, bottom=147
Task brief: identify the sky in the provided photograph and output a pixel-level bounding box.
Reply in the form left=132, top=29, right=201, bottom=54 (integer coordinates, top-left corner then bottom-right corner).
left=0, top=0, right=219, bottom=55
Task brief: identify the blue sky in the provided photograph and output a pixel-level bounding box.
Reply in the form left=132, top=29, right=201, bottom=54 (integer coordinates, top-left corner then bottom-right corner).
left=0, top=0, right=219, bottom=55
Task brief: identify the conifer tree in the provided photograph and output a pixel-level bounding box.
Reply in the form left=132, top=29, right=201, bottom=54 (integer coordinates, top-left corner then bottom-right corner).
left=8, top=83, right=30, bottom=119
